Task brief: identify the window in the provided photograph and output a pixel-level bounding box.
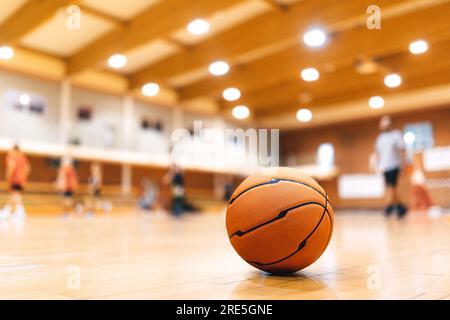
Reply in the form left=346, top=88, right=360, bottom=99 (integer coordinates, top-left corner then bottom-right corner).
left=77, top=106, right=92, bottom=121
left=317, top=143, right=334, bottom=168
left=141, top=119, right=150, bottom=130
left=4, top=89, right=47, bottom=115
left=403, top=122, right=434, bottom=151
left=141, top=118, right=163, bottom=132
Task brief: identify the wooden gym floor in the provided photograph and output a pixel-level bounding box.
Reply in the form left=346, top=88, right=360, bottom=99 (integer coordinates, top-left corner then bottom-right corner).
left=0, top=211, right=449, bottom=300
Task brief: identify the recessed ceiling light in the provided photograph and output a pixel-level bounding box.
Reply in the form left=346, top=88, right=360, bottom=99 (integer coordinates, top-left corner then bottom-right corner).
left=303, top=29, right=327, bottom=47
left=19, top=94, right=31, bottom=106
left=384, top=73, right=402, bottom=88
left=409, top=40, right=428, bottom=55
left=232, top=105, right=250, bottom=119
left=296, top=108, right=313, bottom=122
left=142, top=83, right=160, bottom=97
left=187, top=19, right=210, bottom=35
left=209, top=61, right=229, bottom=76
left=369, top=96, right=384, bottom=109
left=223, top=88, right=241, bottom=101
left=300, top=68, right=319, bottom=82
left=0, top=46, right=14, bottom=60
left=108, top=54, right=127, bottom=69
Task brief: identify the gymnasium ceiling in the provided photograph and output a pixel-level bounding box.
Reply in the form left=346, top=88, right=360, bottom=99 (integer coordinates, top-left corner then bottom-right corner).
left=0, top=0, right=450, bottom=128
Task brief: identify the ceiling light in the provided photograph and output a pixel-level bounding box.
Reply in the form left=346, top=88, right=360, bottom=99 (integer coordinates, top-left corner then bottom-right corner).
left=187, top=19, right=210, bottom=35
left=409, top=40, right=428, bottom=55
left=232, top=105, right=250, bottom=119
left=108, top=54, right=127, bottom=69
left=223, top=88, right=241, bottom=101
left=142, top=83, right=160, bottom=97
left=19, top=94, right=31, bottom=106
left=209, top=61, right=229, bottom=76
left=296, top=108, right=313, bottom=122
left=384, top=73, right=402, bottom=88
left=369, top=96, right=384, bottom=109
left=301, top=68, right=319, bottom=82
left=0, top=46, right=14, bottom=60
left=303, top=29, right=327, bottom=47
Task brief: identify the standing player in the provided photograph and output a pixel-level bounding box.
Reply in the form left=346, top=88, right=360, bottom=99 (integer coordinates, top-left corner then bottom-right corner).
left=224, top=175, right=234, bottom=202
left=163, top=164, right=185, bottom=217
left=86, top=162, right=102, bottom=216
left=374, top=116, right=408, bottom=218
left=57, top=156, right=78, bottom=217
left=1, top=144, right=30, bottom=219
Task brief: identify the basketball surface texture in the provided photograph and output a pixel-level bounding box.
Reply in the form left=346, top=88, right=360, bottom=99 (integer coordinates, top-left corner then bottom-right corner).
left=226, top=167, right=333, bottom=274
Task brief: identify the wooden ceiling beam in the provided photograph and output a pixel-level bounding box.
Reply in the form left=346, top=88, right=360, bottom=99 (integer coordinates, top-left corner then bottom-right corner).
left=130, top=0, right=413, bottom=89
left=77, top=4, right=126, bottom=29
left=253, top=42, right=450, bottom=117
left=67, top=0, right=242, bottom=75
left=178, top=1, right=450, bottom=101
left=0, top=0, right=74, bottom=45
left=222, top=39, right=450, bottom=111
left=256, top=70, right=450, bottom=120
left=258, top=82, right=450, bottom=130
left=263, top=0, right=290, bottom=12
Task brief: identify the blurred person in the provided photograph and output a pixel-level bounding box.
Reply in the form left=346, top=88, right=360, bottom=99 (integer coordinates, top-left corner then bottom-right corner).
left=409, top=153, right=434, bottom=213
left=57, top=155, right=78, bottom=217
left=224, top=175, right=234, bottom=202
left=139, top=179, right=158, bottom=212
left=1, top=144, right=30, bottom=219
left=163, top=164, right=185, bottom=217
left=374, top=116, right=408, bottom=218
left=86, top=162, right=103, bottom=216
left=159, top=173, right=171, bottom=212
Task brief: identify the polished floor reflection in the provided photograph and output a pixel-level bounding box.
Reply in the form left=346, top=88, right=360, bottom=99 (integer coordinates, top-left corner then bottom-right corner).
left=0, top=211, right=449, bottom=299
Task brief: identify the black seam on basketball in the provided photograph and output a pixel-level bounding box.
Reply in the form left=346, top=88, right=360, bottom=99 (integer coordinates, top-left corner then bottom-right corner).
left=323, top=205, right=333, bottom=249
left=228, top=178, right=328, bottom=206
left=229, top=199, right=329, bottom=239
left=244, top=196, right=329, bottom=267
left=318, top=213, right=333, bottom=257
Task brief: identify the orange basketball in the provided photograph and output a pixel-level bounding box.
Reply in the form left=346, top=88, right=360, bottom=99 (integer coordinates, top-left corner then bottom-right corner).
left=226, top=167, right=333, bottom=274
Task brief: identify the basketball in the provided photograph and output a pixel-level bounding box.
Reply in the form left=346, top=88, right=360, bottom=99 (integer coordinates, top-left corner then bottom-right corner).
left=226, top=167, right=333, bottom=274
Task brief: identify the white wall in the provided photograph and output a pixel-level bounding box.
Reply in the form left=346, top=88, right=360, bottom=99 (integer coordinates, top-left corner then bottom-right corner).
left=0, top=71, right=60, bottom=143
left=0, top=70, right=247, bottom=164
left=0, top=71, right=194, bottom=153
left=0, top=70, right=268, bottom=176
left=70, top=87, right=124, bottom=149
left=133, top=100, right=172, bottom=154
left=182, top=111, right=215, bottom=130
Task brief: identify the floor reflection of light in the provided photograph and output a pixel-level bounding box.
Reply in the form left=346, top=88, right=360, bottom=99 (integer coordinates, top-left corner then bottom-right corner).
left=11, top=218, right=26, bottom=234
left=337, top=213, right=390, bottom=260
left=0, top=217, right=27, bottom=234
left=0, top=220, right=10, bottom=232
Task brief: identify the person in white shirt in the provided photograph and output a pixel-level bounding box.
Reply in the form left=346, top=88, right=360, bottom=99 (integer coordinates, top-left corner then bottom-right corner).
left=374, top=116, right=408, bottom=218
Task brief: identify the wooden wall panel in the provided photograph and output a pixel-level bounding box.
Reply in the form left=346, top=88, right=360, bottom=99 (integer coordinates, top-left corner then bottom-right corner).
left=131, top=165, right=166, bottom=187
left=281, top=106, right=450, bottom=209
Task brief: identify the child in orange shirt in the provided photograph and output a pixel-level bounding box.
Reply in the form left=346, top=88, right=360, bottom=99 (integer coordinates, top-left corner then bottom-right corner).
left=1, top=144, right=30, bottom=219
left=57, top=156, right=78, bottom=217
left=409, top=153, right=433, bottom=212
